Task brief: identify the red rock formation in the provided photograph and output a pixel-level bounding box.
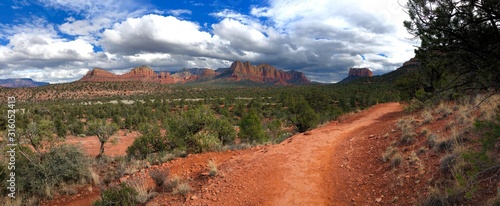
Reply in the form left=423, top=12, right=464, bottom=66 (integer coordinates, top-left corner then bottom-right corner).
left=80, top=68, right=119, bottom=82
left=121, top=65, right=157, bottom=78
left=171, top=68, right=216, bottom=83
left=223, top=61, right=310, bottom=85
left=348, top=68, right=373, bottom=77
left=79, top=62, right=310, bottom=85
left=401, top=58, right=420, bottom=68
left=80, top=66, right=175, bottom=84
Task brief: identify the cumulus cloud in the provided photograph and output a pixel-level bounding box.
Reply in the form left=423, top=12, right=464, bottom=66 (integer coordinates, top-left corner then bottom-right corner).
left=100, top=15, right=214, bottom=55
left=0, top=0, right=417, bottom=83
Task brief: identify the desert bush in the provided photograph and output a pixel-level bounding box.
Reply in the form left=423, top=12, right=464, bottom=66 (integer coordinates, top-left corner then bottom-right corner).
left=93, top=183, right=137, bottom=206
left=426, top=133, right=437, bottom=148
left=421, top=110, right=434, bottom=125
left=239, top=109, right=269, bottom=143
left=166, top=106, right=236, bottom=152
left=165, top=175, right=181, bottom=192
left=126, top=127, right=170, bottom=159
left=380, top=146, right=397, bottom=163
left=436, top=137, right=455, bottom=152
left=4, top=144, right=92, bottom=199
left=420, top=127, right=429, bottom=136
left=401, top=131, right=416, bottom=145
left=397, top=117, right=416, bottom=144
left=439, top=153, right=457, bottom=173
left=209, top=117, right=237, bottom=144
left=391, top=152, right=403, bottom=168
left=208, top=160, right=218, bottom=177
left=126, top=178, right=157, bottom=204
left=421, top=187, right=448, bottom=206
left=435, top=103, right=453, bottom=120
left=190, top=131, right=222, bottom=153
left=149, top=168, right=170, bottom=188
left=173, top=182, right=191, bottom=196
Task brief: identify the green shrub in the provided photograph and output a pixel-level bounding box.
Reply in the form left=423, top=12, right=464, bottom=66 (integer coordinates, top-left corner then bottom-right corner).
left=239, top=109, right=269, bottom=143
left=93, top=183, right=137, bottom=206
left=166, top=106, right=236, bottom=153
left=190, top=131, right=222, bottom=153
left=4, top=144, right=91, bottom=199
left=129, top=133, right=169, bottom=159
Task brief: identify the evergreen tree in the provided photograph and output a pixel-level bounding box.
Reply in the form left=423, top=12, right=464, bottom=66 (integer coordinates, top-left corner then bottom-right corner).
left=239, top=109, right=268, bottom=143
left=404, top=0, right=500, bottom=97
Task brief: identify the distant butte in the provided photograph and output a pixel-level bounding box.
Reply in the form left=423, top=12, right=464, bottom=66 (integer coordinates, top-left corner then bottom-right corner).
left=348, top=68, right=373, bottom=77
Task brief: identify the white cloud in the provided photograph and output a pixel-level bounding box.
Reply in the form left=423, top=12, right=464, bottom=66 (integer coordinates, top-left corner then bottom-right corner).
left=101, top=14, right=213, bottom=55
left=0, top=0, right=417, bottom=83
left=59, top=17, right=113, bottom=36
left=167, top=9, right=192, bottom=16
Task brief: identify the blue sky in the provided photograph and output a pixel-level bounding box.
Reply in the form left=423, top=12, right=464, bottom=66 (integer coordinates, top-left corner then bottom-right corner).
left=0, top=0, right=417, bottom=83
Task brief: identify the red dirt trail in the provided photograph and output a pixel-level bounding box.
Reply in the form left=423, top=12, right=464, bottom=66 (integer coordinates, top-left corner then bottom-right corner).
left=50, top=102, right=404, bottom=206
left=152, top=102, right=404, bottom=206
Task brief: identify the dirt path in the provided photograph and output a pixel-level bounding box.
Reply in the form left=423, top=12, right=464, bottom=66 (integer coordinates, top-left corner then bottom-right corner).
left=49, top=102, right=404, bottom=206
left=150, top=102, right=404, bottom=205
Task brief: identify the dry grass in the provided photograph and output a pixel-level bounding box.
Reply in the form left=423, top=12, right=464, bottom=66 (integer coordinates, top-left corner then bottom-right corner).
left=173, top=182, right=191, bottom=196
left=165, top=175, right=181, bottom=192
left=381, top=146, right=397, bottom=163
left=475, top=94, right=500, bottom=121
left=421, top=110, right=434, bottom=125
left=391, top=152, right=403, bottom=168
left=439, top=153, right=457, bottom=173
left=126, top=178, right=157, bottom=204
left=397, top=116, right=417, bottom=145
left=149, top=168, right=170, bottom=188
left=90, top=168, right=100, bottom=185
left=435, top=102, right=453, bottom=120
left=208, top=160, right=218, bottom=177
left=420, top=127, right=430, bottom=136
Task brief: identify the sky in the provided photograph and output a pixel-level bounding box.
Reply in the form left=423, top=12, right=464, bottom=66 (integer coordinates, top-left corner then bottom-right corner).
left=0, top=0, right=418, bottom=83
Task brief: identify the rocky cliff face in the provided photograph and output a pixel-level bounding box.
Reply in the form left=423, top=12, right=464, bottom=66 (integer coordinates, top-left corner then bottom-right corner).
left=80, top=66, right=175, bottom=84
left=348, top=68, right=373, bottom=77
left=220, top=61, right=310, bottom=85
left=79, top=61, right=310, bottom=85
left=400, top=58, right=421, bottom=70
left=80, top=68, right=118, bottom=82
left=338, top=68, right=374, bottom=83
left=171, top=68, right=217, bottom=83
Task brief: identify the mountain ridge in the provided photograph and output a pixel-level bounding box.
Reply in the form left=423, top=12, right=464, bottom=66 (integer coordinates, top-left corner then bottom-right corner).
left=79, top=61, right=310, bottom=85
left=0, top=78, right=50, bottom=88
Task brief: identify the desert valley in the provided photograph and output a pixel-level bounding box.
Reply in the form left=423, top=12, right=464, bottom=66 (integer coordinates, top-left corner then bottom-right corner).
left=1, top=0, right=499, bottom=206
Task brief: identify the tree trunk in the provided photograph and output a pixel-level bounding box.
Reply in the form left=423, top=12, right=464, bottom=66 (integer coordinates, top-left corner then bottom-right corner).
left=96, top=141, right=105, bottom=159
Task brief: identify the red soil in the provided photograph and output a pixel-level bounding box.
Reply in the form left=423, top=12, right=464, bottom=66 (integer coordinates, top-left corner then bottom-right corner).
left=149, top=102, right=405, bottom=205
left=48, top=102, right=408, bottom=205
left=64, top=130, right=140, bottom=157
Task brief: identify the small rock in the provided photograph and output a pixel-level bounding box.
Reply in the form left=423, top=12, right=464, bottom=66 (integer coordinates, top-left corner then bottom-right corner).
left=375, top=197, right=382, bottom=203
left=191, top=195, right=198, bottom=200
